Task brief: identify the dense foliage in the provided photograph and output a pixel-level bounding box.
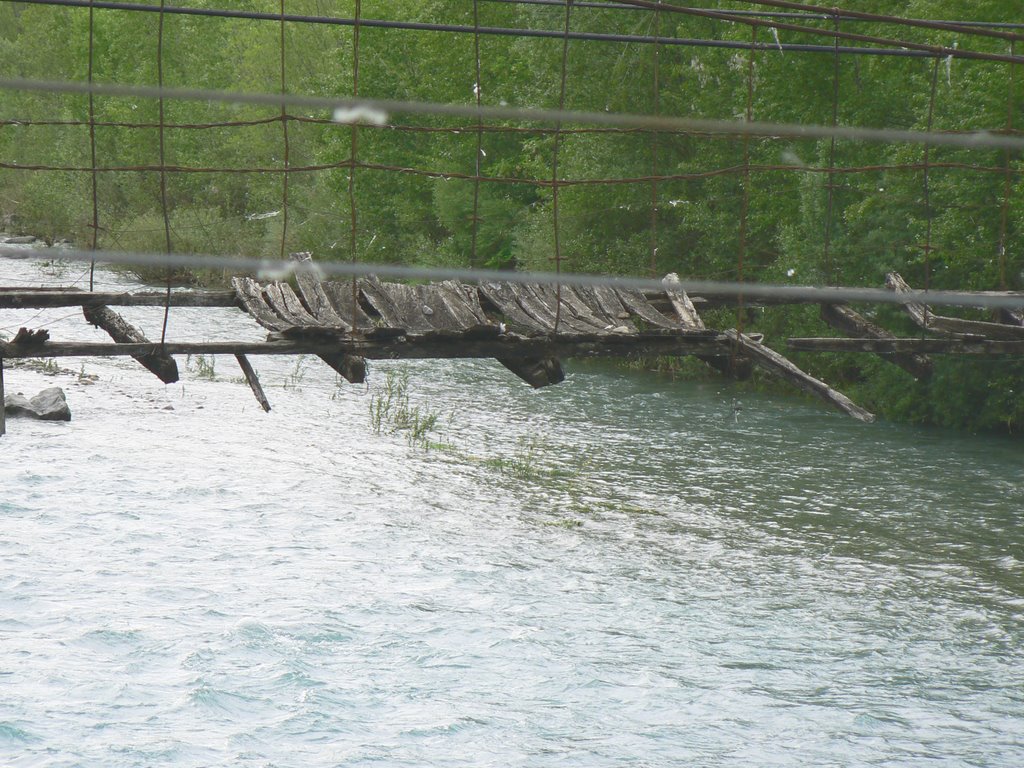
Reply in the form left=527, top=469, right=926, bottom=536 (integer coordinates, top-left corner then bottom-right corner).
left=0, top=1, right=1021, bottom=432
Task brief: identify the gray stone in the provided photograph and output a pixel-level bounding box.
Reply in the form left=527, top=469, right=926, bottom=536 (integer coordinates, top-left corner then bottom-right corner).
left=4, top=387, right=71, bottom=421
left=2, top=235, right=39, bottom=244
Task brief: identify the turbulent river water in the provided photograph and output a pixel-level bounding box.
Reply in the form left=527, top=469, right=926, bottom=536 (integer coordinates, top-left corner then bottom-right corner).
left=1, top=253, right=1023, bottom=767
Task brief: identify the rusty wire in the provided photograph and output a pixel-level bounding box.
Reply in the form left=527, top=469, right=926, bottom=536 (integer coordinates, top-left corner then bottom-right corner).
left=822, top=14, right=841, bottom=287
left=998, top=43, right=1018, bottom=290
left=349, top=0, right=362, bottom=332
left=648, top=1, right=661, bottom=278
left=5, top=117, right=1021, bottom=140
left=0, top=160, right=1017, bottom=184
left=157, top=0, right=172, bottom=346
left=12, top=0, right=1024, bottom=63
left=279, top=0, right=291, bottom=261
left=87, top=0, right=99, bottom=291
left=471, top=0, right=484, bottom=269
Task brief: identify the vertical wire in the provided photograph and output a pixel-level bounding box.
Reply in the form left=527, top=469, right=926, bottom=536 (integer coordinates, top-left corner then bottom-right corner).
left=157, top=0, right=173, bottom=345
left=648, top=1, right=661, bottom=278
left=921, top=56, right=940, bottom=327
left=348, top=0, right=361, bottom=332
left=279, top=0, right=290, bottom=261
left=822, top=14, right=840, bottom=287
left=736, top=25, right=756, bottom=340
left=997, top=41, right=1017, bottom=290
left=551, top=0, right=573, bottom=333
left=87, top=0, right=99, bottom=291
left=471, top=0, right=483, bottom=269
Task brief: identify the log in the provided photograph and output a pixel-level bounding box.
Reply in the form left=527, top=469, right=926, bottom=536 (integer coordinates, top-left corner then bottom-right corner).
left=886, top=272, right=1024, bottom=340
left=0, top=288, right=239, bottom=309
left=787, top=337, right=1024, bottom=355
left=82, top=304, right=179, bottom=383
left=723, top=329, right=874, bottom=422
left=235, top=354, right=271, bottom=412
left=820, top=303, right=932, bottom=380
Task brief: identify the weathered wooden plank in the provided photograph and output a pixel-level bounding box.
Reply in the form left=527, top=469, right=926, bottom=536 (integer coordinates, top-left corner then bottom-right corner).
left=358, top=276, right=420, bottom=330
left=661, top=274, right=705, bottom=329
left=264, top=283, right=318, bottom=327
left=548, top=285, right=627, bottom=332
left=287, top=255, right=367, bottom=382
left=82, top=304, right=179, bottom=384
left=235, top=354, right=271, bottom=412
left=615, top=288, right=679, bottom=329
left=574, top=285, right=637, bottom=332
left=787, top=337, right=1024, bottom=355
left=413, top=284, right=465, bottom=331
left=478, top=282, right=550, bottom=334
left=440, top=281, right=490, bottom=325
left=723, top=329, right=874, bottom=422
left=321, top=280, right=375, bottom=330
left=886, top=272, right=1024, bottom=340
left=820, top=303, right=932, bottom=380
left=291, top=253, right=351, bottom=330
left=529, top=284, right=609, bottom=334
left=232, top=277, right=291, bottom=333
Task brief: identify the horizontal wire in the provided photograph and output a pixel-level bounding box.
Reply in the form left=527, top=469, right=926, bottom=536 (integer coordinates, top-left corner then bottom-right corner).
left=2, top=245, right=1022, bottom=311
left=613, top=0, right=1024, bottom=63
left=0, top=159, right=1016, bottom=184
left=5, top=116, right=1020, bottom=140
left=3, top=78, right=1024, bottom=153
left=6, top=0, right=1023, bottom=62
left=479, top=0, right=1024, bottom=31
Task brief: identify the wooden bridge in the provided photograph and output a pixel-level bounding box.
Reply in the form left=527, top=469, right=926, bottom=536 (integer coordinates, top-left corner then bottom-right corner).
left=3, top=253, right=1024, bottom=435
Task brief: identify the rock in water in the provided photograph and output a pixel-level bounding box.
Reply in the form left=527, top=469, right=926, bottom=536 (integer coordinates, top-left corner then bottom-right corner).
left=4, top=387, right=71, bottom=421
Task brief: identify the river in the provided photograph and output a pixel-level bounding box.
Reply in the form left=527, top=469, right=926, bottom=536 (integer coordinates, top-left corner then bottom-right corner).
left=2, top=253, right=1022, bottom=766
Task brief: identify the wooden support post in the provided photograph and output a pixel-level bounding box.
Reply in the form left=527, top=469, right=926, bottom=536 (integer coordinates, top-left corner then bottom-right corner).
left=723, top=329, right=875, bottom=423
left=820, top=303, right=933, bottom=380
left=497, top=356, right=565, bottom=388
left=0, top=355, right=6, bottom=437
left=234, top=354, right=271, bottom=412
left=82, top=305, right=179, bottom=383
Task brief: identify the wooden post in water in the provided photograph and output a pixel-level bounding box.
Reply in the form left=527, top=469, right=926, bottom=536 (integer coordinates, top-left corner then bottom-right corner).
left=235, top=354, right=271, bottom=412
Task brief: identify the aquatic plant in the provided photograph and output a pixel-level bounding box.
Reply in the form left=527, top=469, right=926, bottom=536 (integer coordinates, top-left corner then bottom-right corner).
left=369, top=369, right=448, bottom=450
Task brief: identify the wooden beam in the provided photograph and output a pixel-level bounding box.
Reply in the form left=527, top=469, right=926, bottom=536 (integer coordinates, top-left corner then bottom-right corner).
left=497, top=356, right=565, bottom=388
left=0, top=288, right=239, bottom=309
left=787, top=337, right=1024, bottom=355
left=723, top=330, right=874, bottom=422
left=82, top=305, right=179, bottom=384
left=820, top=303, right=932, bottom=380
left=234, top=354, right=271, bottom=412
left=0, top=331, right=733, bottom=361
left=886, top=272, right=1024, bottom=340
